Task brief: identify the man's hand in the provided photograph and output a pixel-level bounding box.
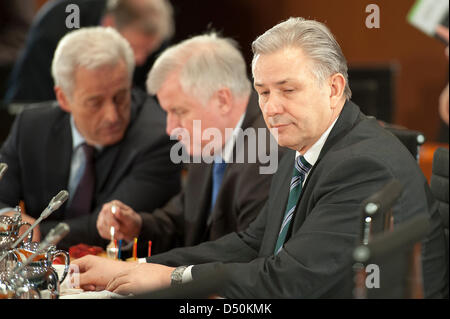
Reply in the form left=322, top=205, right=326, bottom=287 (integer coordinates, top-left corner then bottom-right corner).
left=96, top=200, right=142, bottom=242
left=2, top=210, right=41, bottom=242
left=105, top=262, right=174, bottom=295
left=71, top=255, right=137, bottom=291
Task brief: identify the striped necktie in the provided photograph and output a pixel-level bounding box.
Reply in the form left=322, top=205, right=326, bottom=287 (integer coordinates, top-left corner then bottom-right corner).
left=274, top=155, right=312, bottom=254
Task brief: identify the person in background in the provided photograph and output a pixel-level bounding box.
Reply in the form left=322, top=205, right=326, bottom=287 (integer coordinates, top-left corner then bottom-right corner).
left=436, top=25, right=449, bottom=126
left=3, top=0, right=174, bottom=106
left=0, top=27, right=181, bottom=249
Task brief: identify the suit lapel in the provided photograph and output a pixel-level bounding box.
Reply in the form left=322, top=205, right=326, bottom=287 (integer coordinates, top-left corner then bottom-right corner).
left=186, top=162, right=213, bottom=243
left=94, top=144, right=121, bottom=194
left=206, top=92, right=259, bottom=226
left=267, top=150, right=296, bottom=247
left=45, top=113, right=72, bottom=206
left=289, top=101, right=362, bottom=231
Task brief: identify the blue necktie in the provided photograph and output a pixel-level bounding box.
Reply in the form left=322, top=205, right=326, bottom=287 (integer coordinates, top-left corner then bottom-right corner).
left=274, top=155, right=312, bottom=254
left=210, top=157, right=227, bottom=212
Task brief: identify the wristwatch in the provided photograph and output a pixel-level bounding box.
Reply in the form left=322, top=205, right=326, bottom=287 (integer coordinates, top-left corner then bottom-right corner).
left=171, top=265, right=188, bottom=285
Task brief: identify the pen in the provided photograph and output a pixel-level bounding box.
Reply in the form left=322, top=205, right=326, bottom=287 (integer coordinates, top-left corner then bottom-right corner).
left=133, top=237, right=137, bottom=261
left=118, top=239, right=122, bottom=260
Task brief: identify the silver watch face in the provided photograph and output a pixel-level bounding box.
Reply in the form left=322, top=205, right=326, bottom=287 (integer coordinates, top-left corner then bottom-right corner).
left=171, top=266, right=187, bottom=284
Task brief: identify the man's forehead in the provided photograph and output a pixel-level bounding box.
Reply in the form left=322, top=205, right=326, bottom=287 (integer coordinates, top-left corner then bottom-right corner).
left=253, top=48, right=313, bottom=86
left=74, top=62, right=129, bottom=87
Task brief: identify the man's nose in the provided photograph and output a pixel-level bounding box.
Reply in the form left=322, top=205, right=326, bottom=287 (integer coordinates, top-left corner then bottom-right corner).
left=264, top=94, right=283, bottom=117
left=166, top=113, right=179, bottom=136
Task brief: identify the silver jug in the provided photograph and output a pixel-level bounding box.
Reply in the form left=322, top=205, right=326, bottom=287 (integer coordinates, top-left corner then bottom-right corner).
left=0, top=271, right=40, bottom=299
left=19, top=266, right=59, bottom=299
left=0, top=208, right=33, bottom=271
left=10, top=242, right=70, bottom=299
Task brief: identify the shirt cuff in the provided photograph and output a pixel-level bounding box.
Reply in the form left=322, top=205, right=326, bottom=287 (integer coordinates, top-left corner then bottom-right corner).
left=182, top=265, right=194, bottom=283
left=0, top=207, right=14, bottom=215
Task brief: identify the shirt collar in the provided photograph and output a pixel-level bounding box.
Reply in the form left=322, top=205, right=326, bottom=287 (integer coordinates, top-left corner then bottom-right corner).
left=296, top=117, right=338, bottom=166
left=70, top=116, right=85, bottom=150
left=221, top=112, right=245, bottom=163
left=70, top=116, right=103, bottom=151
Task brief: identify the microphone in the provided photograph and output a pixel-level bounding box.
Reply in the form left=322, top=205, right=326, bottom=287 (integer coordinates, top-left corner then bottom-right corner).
left=8, top=223, right=70, bottom=280
left=36, top=222, right=70, bottom=252
left=0, top=190, right=69, bottom=264
left=11, top=190, right=69, bottom=248
left=360, top=179, right=403, bottom=244
left=0, top=163, right=7, bottom=180
left=41, top=190, right=69, bottom=219
left=363, top=180, right=403, bottom=217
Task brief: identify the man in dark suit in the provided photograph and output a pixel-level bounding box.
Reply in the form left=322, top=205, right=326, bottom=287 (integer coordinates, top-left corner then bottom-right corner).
left=0, top=27, right=181, bottom=250
left=3, top=0, right=174, bottom=105
left=94, top=33, right=282, bottom=256
left=74, top=18, right=447, bottom=298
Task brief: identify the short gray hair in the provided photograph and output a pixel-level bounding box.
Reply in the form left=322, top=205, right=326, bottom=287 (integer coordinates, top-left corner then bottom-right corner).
left=147, top=33, right=251, bottom=105
left=51, top=26, right=135, bottom=96
left=252, top=17, right=352, bottom=100
left=105, top=0, right=174, bottom=41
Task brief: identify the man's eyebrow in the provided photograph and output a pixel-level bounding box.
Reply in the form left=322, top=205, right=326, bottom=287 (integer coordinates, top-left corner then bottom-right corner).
left=85, top=95, right=102, bottom=102
left=254, top=78, right=295, bottom=87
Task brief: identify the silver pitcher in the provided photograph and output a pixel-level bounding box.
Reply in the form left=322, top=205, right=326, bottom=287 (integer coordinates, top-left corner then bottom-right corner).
left=10, top=242, right=70, bottom=299
left=0, top=271, right=40, bottom=299
left=0, top=208, right=33, bottom=271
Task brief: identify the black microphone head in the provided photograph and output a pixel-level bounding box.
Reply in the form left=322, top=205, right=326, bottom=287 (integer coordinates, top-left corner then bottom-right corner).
left=0, top=163, right=7, bottom=179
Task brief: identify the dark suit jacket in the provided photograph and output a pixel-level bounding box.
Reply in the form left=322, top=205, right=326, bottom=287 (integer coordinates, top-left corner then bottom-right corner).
left=148, top=100, right=448, bottom=298
left=0, top=88, right=181, bottom=250
left=3, top=0, right=169, bottom=104
left=138, top=92, right=285, bottom=255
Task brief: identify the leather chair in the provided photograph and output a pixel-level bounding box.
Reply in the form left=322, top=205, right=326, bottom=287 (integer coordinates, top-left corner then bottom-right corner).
left=381, top=122, right=426, bottom=162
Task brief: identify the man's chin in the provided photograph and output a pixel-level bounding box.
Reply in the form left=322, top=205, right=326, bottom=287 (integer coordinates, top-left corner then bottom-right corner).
left=97, top=133, right=125, bottom=147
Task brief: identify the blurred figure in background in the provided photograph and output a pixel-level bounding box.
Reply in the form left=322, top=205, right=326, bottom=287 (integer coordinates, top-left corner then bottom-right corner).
left=436, top=25, right=449, bottom=127
left=3, top=0, right=174, bottom=106
left=0, top=27, right=181, bottom=249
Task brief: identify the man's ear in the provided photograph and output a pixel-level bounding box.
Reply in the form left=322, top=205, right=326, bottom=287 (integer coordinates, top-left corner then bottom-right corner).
left=329, top=73, right=346, bottom=108
left=55, top=86, right=71, bottom=113
left=214, top=88, right=233, bottom=115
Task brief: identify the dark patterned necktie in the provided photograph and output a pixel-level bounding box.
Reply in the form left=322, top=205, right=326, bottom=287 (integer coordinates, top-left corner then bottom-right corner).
left=274, top=155, right=312, bottom=254
left=66, top=143, right=95, bottom=218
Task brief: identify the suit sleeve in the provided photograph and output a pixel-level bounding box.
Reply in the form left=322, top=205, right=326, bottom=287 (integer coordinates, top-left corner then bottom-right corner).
left=137, top=191, right=186, bottom=255
left=0, top=114, right=23, bottom=210
left=50, top=134, right=182, bottom=250
left=190, top=156, right=405, bottom=298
